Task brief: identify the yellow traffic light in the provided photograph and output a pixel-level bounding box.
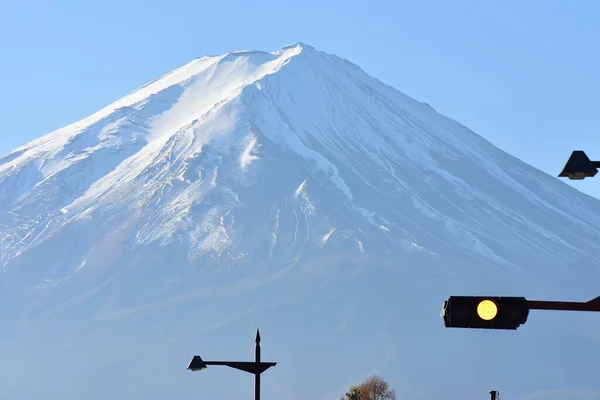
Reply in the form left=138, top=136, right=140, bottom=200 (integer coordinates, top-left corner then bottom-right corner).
left=477, top=299, right=498, bottom=320
left=442, top=296, right=529, bottom=330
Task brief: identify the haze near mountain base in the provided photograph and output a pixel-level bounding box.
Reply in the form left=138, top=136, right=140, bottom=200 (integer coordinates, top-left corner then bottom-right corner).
left=1, top=43, right=600, bottom=400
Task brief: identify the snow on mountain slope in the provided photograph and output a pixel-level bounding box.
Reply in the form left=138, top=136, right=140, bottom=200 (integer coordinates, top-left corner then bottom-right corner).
left=1, top=43, right=600, bottom=400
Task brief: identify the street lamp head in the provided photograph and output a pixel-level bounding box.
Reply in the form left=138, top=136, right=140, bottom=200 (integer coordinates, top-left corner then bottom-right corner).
left=558, top=150, right=598, bottom=180
left=187, top=355, right=207, bottom=371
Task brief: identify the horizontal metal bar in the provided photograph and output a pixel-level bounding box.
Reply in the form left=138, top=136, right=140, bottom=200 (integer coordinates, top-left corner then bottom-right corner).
left=527, top=300, right=600, bottom=312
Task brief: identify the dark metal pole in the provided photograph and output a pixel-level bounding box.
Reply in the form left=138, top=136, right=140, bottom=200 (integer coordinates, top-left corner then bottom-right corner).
left=255, top=368, right=260, bottom=400
left=490, top=390, right=498, bottom=400
left=527, top=296, right=600, bottom=312
left=255, top=329, right=261, bottom=400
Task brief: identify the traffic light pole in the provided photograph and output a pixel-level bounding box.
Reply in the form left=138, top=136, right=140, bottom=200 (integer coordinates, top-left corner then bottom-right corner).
left=527, top=295, right=600, bottom=312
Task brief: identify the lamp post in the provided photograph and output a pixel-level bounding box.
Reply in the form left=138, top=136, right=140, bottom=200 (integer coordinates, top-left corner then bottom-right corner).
left=187, top=329, right=277, bottom=400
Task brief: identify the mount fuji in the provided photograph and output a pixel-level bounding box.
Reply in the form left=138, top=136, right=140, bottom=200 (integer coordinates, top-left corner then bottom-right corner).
left=1, top=43, right=600, bottom=400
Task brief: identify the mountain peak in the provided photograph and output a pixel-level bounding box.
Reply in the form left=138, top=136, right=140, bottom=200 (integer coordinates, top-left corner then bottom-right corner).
left=279, top=41, right=315, bottom=51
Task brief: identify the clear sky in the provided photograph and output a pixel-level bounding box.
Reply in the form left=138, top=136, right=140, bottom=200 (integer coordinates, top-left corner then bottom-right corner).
left=1, top=0, right=598, bottom=197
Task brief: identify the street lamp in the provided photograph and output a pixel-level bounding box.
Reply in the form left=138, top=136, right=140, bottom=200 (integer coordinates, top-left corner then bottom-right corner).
left=558, top=150, right=600, bottom=180
left=441, top=295, right=600, bottom=330
left=187, top=329, right=277, bottom=400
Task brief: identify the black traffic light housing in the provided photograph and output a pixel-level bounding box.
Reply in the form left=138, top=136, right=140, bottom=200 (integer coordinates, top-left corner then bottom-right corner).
left=441, top=296, right=529, bottom=330
left=558, top=150, right=600, bottom=180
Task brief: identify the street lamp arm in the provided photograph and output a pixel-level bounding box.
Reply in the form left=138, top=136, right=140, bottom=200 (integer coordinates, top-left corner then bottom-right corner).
left=187, top=356, right=276, bottom=374
left=206, top=361, right=277, bottom=374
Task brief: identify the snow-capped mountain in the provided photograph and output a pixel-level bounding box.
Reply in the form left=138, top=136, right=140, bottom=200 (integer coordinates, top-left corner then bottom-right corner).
left=1, top=43, right=599, bottom=400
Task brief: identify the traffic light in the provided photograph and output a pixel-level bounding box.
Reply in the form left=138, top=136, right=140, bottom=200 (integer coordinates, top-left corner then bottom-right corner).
left=441, top=296, right=529, bottom=330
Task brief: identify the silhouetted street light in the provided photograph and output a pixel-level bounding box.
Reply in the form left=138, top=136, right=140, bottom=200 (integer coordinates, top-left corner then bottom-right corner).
left=558, top=150, right=600, bottom=180
left=187, top=329, right=277, bottom=400
left=441, top=295, right=600, bottom=330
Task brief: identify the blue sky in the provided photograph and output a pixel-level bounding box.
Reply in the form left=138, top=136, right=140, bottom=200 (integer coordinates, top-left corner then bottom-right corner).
left=1, top=0, right=598, bottom=197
